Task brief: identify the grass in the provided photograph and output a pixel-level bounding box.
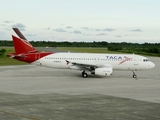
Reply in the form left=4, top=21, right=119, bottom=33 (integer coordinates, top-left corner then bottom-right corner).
left=57, top=47, right=123, bottom=54
left=0, top=47, right=27, bottom=66
left=0, top=57, right=26, bottom=66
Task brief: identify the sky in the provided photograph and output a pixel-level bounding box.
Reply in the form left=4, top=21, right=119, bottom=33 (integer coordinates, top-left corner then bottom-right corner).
left=0, top=0, right=160, bottom=43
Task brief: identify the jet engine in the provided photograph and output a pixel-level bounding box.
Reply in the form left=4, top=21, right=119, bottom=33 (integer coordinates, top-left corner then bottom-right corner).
left=95, top=67, right=113, bottom=76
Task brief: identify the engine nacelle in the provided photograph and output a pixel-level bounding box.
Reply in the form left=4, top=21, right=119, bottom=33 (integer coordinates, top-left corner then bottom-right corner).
left=95, top=67, right=113, bottom=76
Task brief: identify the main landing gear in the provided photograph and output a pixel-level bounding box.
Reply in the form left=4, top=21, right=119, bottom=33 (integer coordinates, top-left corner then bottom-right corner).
left=132, top=70, right=137, bottom=79
left=82, top=70, right=88, bottom=78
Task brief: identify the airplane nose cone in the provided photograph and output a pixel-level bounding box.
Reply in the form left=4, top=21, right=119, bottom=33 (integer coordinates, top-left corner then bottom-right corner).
left=150, top=62, right=155, bottom=68
left=152, top=62, right=155, bottom=68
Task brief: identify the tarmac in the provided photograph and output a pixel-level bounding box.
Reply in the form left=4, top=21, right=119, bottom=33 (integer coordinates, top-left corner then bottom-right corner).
left=0, top=56, right=160, bottom=120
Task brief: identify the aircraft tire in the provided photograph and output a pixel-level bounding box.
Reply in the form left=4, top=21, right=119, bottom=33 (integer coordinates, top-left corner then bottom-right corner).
left=82, top=73, right=88, bottom=78
left=133, top=75, right=137, bottom=78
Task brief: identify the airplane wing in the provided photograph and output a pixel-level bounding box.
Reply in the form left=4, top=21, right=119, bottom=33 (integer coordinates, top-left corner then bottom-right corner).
left=66, top=60, right=113, bottom=77
left=66, top=60, right=111, bottom=68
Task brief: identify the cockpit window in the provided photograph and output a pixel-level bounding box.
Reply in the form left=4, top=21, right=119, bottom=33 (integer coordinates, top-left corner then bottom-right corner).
left=143, top=59, right=148, bottom=62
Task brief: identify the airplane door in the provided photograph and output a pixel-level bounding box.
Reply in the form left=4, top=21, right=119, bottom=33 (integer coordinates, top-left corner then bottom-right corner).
left=134, top=57, right=139, bottom=65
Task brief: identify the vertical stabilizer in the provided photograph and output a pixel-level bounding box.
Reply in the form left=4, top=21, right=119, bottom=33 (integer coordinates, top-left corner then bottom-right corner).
left=12, top=28, right=27, bottom=40
left=12, top=35, right=37, bottom=54
left=12, top=28, right=38, bottom=54
left=7, top=28, right=52, bottom=63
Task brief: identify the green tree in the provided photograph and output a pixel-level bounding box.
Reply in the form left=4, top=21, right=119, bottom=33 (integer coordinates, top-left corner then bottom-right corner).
left=0, top=49, right=6, bottom=57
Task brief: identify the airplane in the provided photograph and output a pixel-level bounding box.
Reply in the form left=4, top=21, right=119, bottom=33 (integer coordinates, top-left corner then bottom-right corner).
left=7, top=28, right=155, bottom=78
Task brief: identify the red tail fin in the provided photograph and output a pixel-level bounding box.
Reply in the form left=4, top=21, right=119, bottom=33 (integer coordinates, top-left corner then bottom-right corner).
left=12, top=35, right=38, bottom=54
left=7, top=28, right=53, bottom=63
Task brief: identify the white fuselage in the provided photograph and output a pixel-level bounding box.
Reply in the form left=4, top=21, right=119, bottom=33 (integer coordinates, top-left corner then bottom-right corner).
left=33, top=52, right=155, bottom=71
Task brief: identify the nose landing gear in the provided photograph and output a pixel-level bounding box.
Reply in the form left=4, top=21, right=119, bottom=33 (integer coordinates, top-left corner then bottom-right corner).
left=132, top=70, right=137, bottom=79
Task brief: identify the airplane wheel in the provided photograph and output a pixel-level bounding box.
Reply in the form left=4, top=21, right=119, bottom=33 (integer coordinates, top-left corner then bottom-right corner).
left=82, top=73, right=88, bottom=78
left=133, top=75, right=137, bottom=78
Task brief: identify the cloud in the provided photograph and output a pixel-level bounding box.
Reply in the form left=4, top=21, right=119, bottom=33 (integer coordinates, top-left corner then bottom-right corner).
left=73, top=30, right=82, bottom=34
left=43, top=27, right=51, bottom=30
left=130, top=29, right=142, bottom=32
left=103, top=28, right=115, bottom=32
left=4, top=20, right=13, bottom=23
left=12, top=23, right=26, bottom=31
left=95, top=29, right=101, bottom=31
left=124, top=34, right=133, bottom=36
left=81, top=27, right=116, bottom=32
left=115, top=35, right=122, bottom=37
left=94, top=28, right=116, bottom=32
left=82, top=27, right=89, bottom=30
left=25, top=34, right=36, bottom=36
left=66, top=26, right=72, bottom=29
left=82, top=27, right=95, bottom=31
left=53, top=28, right=66, bottom=32
left=96, top=33, right=107, bottom=36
